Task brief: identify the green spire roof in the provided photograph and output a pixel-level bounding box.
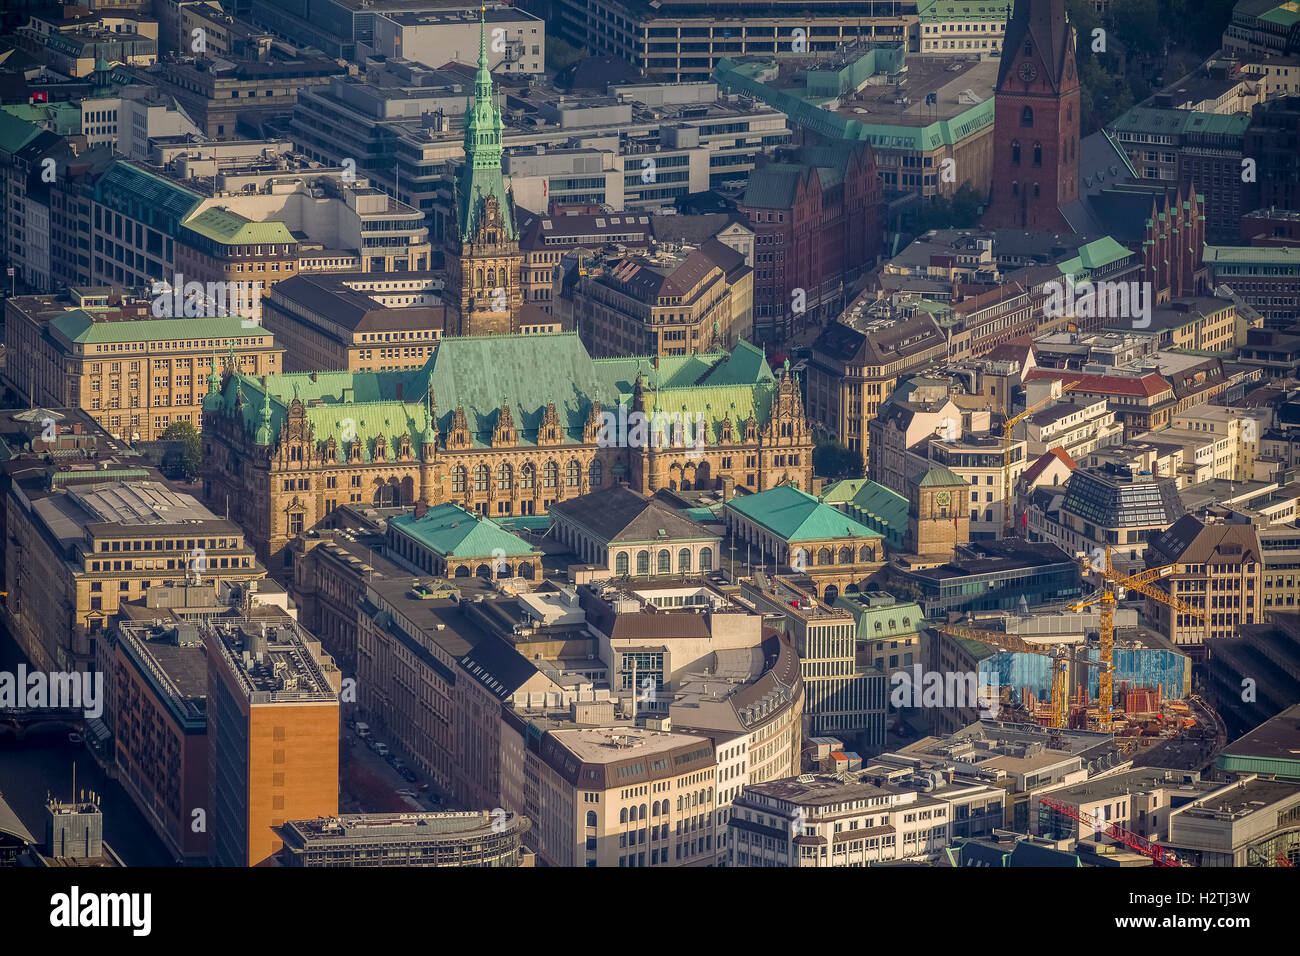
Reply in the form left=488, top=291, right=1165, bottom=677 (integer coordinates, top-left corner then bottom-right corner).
left=455, top=8, right=516, bottom=242
left=255, top=385, right=274, bottom=445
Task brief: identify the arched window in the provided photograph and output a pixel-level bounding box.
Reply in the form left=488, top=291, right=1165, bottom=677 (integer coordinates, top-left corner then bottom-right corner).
left=639, top=803, right=647, bottom=820
left=658, top=549, right=671, bottom=574
left=586, top=810, right=597, bottom=827
left=817, top=546, right=832, bottom=565
left=1011, top=140, right=1020, bottom=165
left=566, top=459, right=581, bottom=487
left=474, top=464, right=489, bottom=492
left=1012, top=180, right=1020, bottom=195
left=1033, top=182, right=1041, bottom=197
left=544, top=461, right=558, bottom=487
left=700, top=547, right=713, bottom=572
left=486, top=268, right=495, bottom=288
left=839, top=546, right=853, bottom=564
left=859, top=545, right=873, bottom=562
left=1021, top=105, right=1033, bottom=127
left=475, top=268, right=484, bottom=288
left=1032, top=142, right=1042, bottom=166
left=452, top=466, right=467, bottom=493
left=637, top=550, right=650, bottom=575
left=652, top=802, right=660, bottom=817
left=589, top=458, right=602, bottom=487
left=620, top=808, right=628, bottom=824
left=678, top=548, right=691, bottom=573
left=521, top=462, right=535, bottom=489
left=497, top=462, right=512, bottom=490
left=676, top=796, right=683, bottom=812
left=616, top=551, right=629, bottom=575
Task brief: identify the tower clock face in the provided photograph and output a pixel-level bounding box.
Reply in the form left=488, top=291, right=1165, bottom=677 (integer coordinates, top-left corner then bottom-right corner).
left=1019, top=62, right=1038, bottom=83
left=935, top=490, right=951, bottom=506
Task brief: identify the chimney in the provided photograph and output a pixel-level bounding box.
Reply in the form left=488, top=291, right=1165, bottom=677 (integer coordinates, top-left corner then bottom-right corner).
left=414, top=500, right=428, bottom=519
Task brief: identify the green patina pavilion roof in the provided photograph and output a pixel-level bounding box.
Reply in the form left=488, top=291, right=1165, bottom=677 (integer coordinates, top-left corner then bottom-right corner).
left=725, top=485, right=882, bottom=542
left=390, top=503, right=535, bottom=558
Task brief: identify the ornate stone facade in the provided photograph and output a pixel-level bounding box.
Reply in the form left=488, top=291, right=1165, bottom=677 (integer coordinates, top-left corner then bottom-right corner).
left=201, top=336, right=814, bottom=568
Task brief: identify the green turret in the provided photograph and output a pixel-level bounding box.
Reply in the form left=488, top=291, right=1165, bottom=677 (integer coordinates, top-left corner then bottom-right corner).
left=255, top=386, right=273, bottom=446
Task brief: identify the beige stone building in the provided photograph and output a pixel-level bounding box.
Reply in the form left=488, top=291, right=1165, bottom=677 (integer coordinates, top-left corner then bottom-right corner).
left=523, top=725, right=719, bottom=867
left=260, top=272, right=445, bottom=373
left=561, top=240, right=752, bottom=357
left=5, top=478, right=263, bottom=673
left=202, top=333, right=812, bottom=568
left=3, top=289, right=282, bottom=442
left=807, top=308, right=949, bottom=473
left=1146, top=513, right=1264, bottom=661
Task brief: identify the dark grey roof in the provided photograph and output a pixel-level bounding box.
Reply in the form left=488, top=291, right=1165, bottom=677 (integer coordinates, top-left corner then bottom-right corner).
left=459, top=636, right=539, bottom=701
left=550, top=485, right=717, bottom=544
left=0, top=792, right=35, bottom=846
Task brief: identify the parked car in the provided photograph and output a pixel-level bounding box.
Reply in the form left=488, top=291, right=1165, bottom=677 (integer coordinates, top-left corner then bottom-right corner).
left=396, top=789, right=419, bottom=798
left=384, top=751, right=399, bottom=765
left=372, top=742, right=390, bottom=758
left=400, top=767, right=418, bottom=783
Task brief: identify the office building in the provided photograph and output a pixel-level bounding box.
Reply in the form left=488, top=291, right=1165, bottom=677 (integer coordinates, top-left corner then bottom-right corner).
left=205, top=616, right=342, bottom=867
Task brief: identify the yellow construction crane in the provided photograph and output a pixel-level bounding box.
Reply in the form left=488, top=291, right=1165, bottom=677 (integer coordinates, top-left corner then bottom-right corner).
left=1001, top=382, right=1079, bottom=537
left=1068, top=548, right=1206, bottom=732
left=933, top=621, right=1093, bottom=729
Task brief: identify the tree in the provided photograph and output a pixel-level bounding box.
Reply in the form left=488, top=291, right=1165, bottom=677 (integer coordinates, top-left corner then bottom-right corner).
left=813, top=439, right=861, bottom=481
left=546, top=36, right=586, bottom=74
left=161, top=420, right=202, bottom=480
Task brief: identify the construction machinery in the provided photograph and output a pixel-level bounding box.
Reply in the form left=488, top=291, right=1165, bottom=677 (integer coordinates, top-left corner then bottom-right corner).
left=1002, top=381, right=1079, bottom=537
left=1068, top=548, right=1206, bottom=732
left=1039, top=795, right=1185, bottom=866
left=933, top=621, right=1094, bottom=730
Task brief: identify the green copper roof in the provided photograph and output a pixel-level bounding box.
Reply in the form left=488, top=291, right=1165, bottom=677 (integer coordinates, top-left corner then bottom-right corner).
left=714, top=56, right=994, bottom=150
left=834, top=597, right=924, bottom=643
left=183, top=206, right=297, bottom=246
left=821, top=479, right=908, bottom=545
left=918, top=466, right=967, bottom=488
left=0, top=111, right=41, bottom=154
left=1204, top=245, right=1300, bottom=268
left=390, top=503, right=535, bottom=558
left=49, top=310, right=273, bottom=346
left=215, top=333, right=782, bottom=455
left=1056, top=236, right=1132, bottom=276
left=918, top=0, right=1010, bottom=21
left=1109, top=107, right=1251, bottom=138
left=725, top=485, right=882, bottom=542
left=96, top=160, right=202, bottom=224
left=2, top=102, right=81, bottom=136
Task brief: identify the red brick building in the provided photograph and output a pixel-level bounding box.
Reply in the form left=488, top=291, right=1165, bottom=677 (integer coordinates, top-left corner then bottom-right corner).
left=737, top=142, right=882, bottom=344
left=983, top=0, right=1080, bottom=232
left=1141, top=186, right=1208, bottom=299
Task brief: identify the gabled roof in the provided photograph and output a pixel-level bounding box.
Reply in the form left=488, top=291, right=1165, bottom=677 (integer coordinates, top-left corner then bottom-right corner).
left=1149, top=513, right=1262, bottom=566
left=725, top=485, right=882, bottom=542
left=918, top=465, right=967, bottom=488
left=389, top=503, right=535, bottom=558
left=1024, top=368, right=1172, bottom=399
left=1021, top=447, right=1077, bottom=486
left=549, top=485, right=718, bottom=545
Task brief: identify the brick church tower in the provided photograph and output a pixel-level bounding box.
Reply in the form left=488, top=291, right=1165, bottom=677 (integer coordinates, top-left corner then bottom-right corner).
left=982, top=0, right=1080, bottom=232
left=444, top=10, right=524, bottom=336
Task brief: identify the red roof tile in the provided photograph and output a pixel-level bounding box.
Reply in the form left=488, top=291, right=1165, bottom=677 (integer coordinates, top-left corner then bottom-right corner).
left=1024, top=368, right=1171, bottom=398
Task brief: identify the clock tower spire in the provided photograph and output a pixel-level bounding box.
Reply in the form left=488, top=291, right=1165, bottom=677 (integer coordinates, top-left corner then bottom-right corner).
left=982, top=0, right=1080, bottom=231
